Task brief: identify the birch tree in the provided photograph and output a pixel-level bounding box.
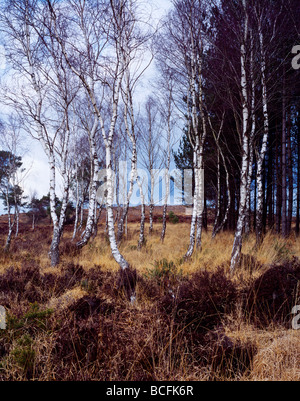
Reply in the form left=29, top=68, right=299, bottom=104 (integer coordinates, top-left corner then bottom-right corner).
left=156, top=0, right=207, bottom=259
left=0, top=0, right=77, bottom=266
left=230, top=0, right=251, bottom=272
left=72, top=97, right=105, bottom=248
left=46, top=0, right=142, bottom=270
left=116, top=10, right=153, bottom=245
left=254, top=2, right=282, bottom=246
left=0, top=148, right=24, bottom=252
left=137, top=96, right=162, bottom=238
left=208, top=112, right=231, bottom=239
left=158, top=77, right=177, bottom=243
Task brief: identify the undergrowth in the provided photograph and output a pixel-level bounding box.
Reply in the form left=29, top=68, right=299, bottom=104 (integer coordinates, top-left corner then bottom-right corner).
left=0, top=224, right=299, bottom=381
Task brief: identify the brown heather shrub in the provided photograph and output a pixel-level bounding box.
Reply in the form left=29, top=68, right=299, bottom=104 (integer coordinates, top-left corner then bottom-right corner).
left=157, top=267, right=258, bottom=379
left=116, top=267, right=137, bottom=300
left=51, top=298, right=159, bottom=380
left=0, top=260, right=257, bottom=381
left=244, top=258, right=300, bottom=327
left=199, top=329, right=257, bottom=380
left=60, top=241, right=81, bottom=257
left=160, top=268, right=238, bottom=338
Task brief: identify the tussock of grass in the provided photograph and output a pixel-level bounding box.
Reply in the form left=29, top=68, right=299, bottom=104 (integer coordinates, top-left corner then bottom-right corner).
left=250, top=331, right=300, bottom=381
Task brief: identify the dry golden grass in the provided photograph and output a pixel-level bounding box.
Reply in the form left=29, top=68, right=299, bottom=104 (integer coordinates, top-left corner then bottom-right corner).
left=46, top=287, right=88, bottom=312
left=72, top=222, right=297, bottom=278
left=249, top=331, right=300, bottom=381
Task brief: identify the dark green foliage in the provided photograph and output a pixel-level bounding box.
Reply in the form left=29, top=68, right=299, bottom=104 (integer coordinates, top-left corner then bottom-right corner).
left=168, top=211, right=179, bottom=224
left=26, top=196, right=48, bottom=224
left=39, top=193, right=75, bottom=225
left=0, top=151, right=22, bottom=184
left=12, top=335, right=35, bottom=379
left=144, top=259, right=182, bottom=293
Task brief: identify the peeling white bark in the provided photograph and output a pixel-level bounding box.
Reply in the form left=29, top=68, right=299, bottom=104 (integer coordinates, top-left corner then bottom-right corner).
left=76, top=119, right=99, bottom=248
left=230, top=1, right=250, bottom=272
left=256, top=24, right=270, bottom=245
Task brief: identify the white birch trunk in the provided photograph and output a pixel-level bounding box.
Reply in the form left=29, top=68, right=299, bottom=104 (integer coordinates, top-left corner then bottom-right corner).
left=256, top=26, right=270, bottom=245
left=196, top=151, right=204, bottom=250
left=161, top=169, right=170, bottom=243
left=149, top=173, right=155, bottom=235
left=230, top=4, right=250, bottom=272
left=48, top=149, right=61, bottom=267
left=161, top=98, right=172, bottom=243
left=15, top=205, right=19, bottom=238
left=4, top=185, right=15, bottom=253
left=185, top=150, right=200, bottom=259
left=245, top=42, right=256, bottom=237
left=117, top=145, right=137, bottom=244
left=72, top=165, right=80, bottom=241
left=76, top=119, right=99, bottom=248
left=213, top=149, right=222, bottom=237
left=49, top=135, right=70, bottom=267
left=210, top=114, right=231, bottom=239
left=137, top=177, right=146, bottom=250
left=106, top=147, right=129, bottom=270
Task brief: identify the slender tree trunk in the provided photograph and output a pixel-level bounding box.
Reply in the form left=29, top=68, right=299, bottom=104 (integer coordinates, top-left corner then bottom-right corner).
left=281, top=77, right=287, bottom=238
left=48, top=150, right=61, bottom=267
left=106, top=146, right=129, bottom=270
left=15, top=205, right=19, bottom=238
left=5, top=225, right=14, bottom=253
left=4, top=190, right=15, bottom=253
left=79, top=203, right=84, bottom=232
left=296, top=117, right=300, bottom=236
left=256, top=26, right=270, bottom=246
left=213, top=148, right=221, bottom=235
left=49, top=225, right=62, bottom=267
left=72, top=166, right=80, bottom=241
left=49, top=135, right=70, bottom=267
left=161, top=204, right=168, bottom=243
left=149, top=203, right=154, bottom=235
left=161, top=86, right=172, bottom=243
left=196, top=153, right=204, bottom=250
left=276, top=126, right=282, bottom=234
left=92, top=205, right=103, bottom=240
left=137, top=176, right=146, bottom=250
left=76, top=120, right=99, bottom=248
left=196, top=212, right=203, bottom=250
left=253, top=161, right=257, bottom=231
left=161, top=169, right=171, bottom=243
left=230, top=11, right=250, bottom=272
left=287, top=108, right=293, bottom=236
left=212, top=156, right=231, bottom=238
left=117, top=159, right=135, bottom=244
left=267, top=132, right=274, bottom=229
left=185, top=151, right=200, bottom=259
left=211, top=115, right=231, bottom=239
left=245, top=40, right=256, bottom=239
left=138, top=203, right=146, bottom=250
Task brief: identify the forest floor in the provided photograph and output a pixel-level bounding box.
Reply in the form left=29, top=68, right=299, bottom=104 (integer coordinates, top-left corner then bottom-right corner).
left=0, top=207, right=299, bottom=381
